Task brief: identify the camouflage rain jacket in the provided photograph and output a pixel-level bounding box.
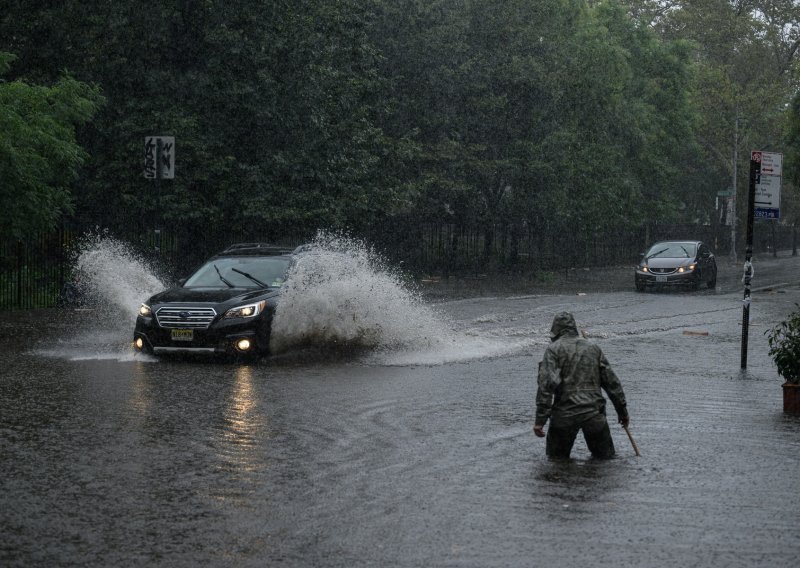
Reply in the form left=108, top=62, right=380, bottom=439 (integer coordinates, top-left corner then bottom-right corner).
left=535, top=312, right=628, bottom=427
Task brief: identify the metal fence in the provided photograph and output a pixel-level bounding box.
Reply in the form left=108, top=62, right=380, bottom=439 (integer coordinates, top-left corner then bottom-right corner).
left=0, top=230, right=72, bottom=310
left=1, top=221, right=795, bottom=310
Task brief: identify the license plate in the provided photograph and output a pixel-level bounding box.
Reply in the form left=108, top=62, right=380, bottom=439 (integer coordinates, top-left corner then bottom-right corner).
left=656, top=275, right=667, bottom=283
left=171, top=329, right=194, bottom=342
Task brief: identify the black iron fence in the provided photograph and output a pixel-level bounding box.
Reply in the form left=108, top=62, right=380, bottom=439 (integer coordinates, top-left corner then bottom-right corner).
left=1, top=220, right=795, bottom=310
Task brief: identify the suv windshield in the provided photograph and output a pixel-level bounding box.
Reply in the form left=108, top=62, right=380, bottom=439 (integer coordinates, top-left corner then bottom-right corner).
left=646, top=243, right=696, bottom=259
left=183, top=256, right=291, bottom=288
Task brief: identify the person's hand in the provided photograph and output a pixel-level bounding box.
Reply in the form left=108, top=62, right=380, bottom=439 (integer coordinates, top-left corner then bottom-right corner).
left=619, top=415, right=630, bottom=428
left=533, top=424, right=545, bottom=438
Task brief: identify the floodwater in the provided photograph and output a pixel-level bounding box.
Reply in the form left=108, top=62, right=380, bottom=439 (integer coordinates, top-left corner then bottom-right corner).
left=2, top=240, right=800, bottom=567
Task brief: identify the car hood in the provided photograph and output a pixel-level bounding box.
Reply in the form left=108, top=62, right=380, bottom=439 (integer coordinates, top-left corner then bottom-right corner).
left=646, top=257, right=695, bottom=268
left=147, top=286, right=281, bottom=305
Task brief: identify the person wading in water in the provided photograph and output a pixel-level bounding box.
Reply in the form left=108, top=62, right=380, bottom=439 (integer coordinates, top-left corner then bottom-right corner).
left=533, top=312, right=629, bottom=459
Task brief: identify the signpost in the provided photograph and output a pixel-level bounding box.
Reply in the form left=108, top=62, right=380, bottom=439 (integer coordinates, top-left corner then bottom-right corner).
left=741, top=150, right=782, bottom=368
left=741, top=152, right=758, bottom=368
left=144, top=136, right=175, bottom=252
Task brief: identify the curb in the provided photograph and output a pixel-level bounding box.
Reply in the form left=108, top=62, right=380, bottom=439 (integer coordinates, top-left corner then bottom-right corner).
left=752, top=282, right=794, bottom=293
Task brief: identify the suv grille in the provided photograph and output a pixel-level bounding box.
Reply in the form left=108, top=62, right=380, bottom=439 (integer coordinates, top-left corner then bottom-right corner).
left=156, top=306, right=217, bottom=329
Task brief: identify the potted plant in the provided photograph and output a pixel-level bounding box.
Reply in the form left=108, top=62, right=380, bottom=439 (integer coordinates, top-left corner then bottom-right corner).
left=766, top=307, right=800, bottom=414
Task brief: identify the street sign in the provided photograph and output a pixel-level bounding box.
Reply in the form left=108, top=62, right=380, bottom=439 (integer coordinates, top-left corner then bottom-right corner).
left=742, top=149, right=784, bottom=367
left=752, top=151, right=782, bottom=220
left=759, top=151, right=782, bottom=176
left=144, top=136, right=175, bottom=179
left=754, top=174, right=780, bottom=205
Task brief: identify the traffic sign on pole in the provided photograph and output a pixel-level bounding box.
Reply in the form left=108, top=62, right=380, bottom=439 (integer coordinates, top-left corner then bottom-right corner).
left=144, top=136, right=175, bottom=179
left=741, top=152, right=760, bottom=368
left=753, top=151, right=781, bottom=220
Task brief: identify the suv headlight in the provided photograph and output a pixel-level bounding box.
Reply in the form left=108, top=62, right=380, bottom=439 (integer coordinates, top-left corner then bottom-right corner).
left=139, top=304, right=152, bottom=317
left=224, top=300, right=266, bottom=319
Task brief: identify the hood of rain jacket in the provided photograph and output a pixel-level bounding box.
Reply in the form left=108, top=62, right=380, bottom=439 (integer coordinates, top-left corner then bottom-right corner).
left=550, top=311, right=579, bottom=341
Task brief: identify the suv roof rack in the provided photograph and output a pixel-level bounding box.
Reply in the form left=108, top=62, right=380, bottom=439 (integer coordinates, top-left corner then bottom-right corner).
left=218, top=243, right=295, bottom=256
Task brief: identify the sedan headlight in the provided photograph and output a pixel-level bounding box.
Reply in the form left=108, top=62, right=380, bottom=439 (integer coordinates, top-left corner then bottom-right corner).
left=639, top=265, right=649, bottom=273
left=139, top=304, right=152, bottom=317
left=678, top=264, right=696, bottom=273
left=224, top=300, right=267, bottom=319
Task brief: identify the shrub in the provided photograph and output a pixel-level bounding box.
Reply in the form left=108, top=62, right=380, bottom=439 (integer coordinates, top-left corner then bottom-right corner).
left=766, top=306, right=800, bottom=384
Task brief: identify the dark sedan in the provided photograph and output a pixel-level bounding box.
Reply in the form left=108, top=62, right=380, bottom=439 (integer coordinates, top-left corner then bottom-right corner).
left=635, top=240, right=717, bottom=291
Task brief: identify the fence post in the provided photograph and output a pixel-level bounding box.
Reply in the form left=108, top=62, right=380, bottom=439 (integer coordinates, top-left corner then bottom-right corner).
left=772, top=221, right=777, bottom=258
left=16, top=240, right=24, bottom=309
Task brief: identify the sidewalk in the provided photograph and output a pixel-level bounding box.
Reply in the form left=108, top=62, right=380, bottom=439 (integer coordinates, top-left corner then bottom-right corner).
left=418, top=249, right=800, bottom=300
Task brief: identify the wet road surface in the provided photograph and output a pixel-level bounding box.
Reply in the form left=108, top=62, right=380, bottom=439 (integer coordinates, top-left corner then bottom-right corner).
left=2, top=256, right=800, bottom=567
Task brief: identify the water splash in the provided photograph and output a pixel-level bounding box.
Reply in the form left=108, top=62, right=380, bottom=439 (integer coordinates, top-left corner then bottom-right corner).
left=40, top=231, right=524, bottom=365
left=73, top=233, right=167, bottom=322
left=37, top=233, right=165, bottom=361
left=270, top=233, right=520, bottom=365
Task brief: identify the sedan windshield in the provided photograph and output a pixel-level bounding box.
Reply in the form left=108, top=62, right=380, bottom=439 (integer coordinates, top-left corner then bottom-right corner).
left=184, top=256, right=291, bottom=288
left=646, top=243, right=696, bottom=259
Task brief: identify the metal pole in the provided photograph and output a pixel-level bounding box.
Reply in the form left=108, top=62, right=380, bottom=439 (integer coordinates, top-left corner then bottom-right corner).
left=155, top=138, right=162, bottom=253
left=730, top=112, right=739, bottom=263
left=772, top=220, right=777, bottom=258
left=741, top=152, right=759, bottom=369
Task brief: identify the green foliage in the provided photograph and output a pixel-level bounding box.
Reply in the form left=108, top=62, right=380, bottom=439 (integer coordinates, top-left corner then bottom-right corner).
left=766, top=306, right=800, bottom=384
left=786, top=92, right=800, bottom=188
left=0, top=0, right=797, bottom=243
left=639, top=0, right=799, bottom=230
left=0, top=53, right=103, bottom=238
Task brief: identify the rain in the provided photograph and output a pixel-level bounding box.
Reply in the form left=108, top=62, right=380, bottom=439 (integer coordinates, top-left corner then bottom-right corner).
left=2, top=2, right=800, bottom=567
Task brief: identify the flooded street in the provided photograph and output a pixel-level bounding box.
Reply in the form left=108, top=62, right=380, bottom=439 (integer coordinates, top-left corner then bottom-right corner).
left=3, top=257, right=800, bottom=567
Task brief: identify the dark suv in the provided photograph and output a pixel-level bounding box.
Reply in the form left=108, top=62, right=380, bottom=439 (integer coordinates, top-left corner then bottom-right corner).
left=133, top=243, right=295, bottom=358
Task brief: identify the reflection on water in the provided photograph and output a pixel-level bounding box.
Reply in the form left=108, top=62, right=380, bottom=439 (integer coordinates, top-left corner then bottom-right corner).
left=123, top=363, right=271, bottom=509
left=129, top=360, right=152, bottom=416
left=207, top=365, right=271, bottom=507
left=220, top=365, right=263, bottom=473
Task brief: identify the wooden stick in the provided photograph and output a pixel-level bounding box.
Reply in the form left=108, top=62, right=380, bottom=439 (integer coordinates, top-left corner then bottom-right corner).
left=623, top=425, right=641, bottom=457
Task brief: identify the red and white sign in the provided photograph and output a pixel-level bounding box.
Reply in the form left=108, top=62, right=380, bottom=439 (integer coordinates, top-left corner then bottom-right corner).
left=752, top=150, right=782, bottom=219
left=759, top=151, right=782, bottom=176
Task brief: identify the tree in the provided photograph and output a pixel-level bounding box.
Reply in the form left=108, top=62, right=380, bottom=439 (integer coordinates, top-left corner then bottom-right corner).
left=0, top=53, right=103, bottom=238
left=1, top=0, right=400, bottom=244
left=629, top=0, right=800, bottom=256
